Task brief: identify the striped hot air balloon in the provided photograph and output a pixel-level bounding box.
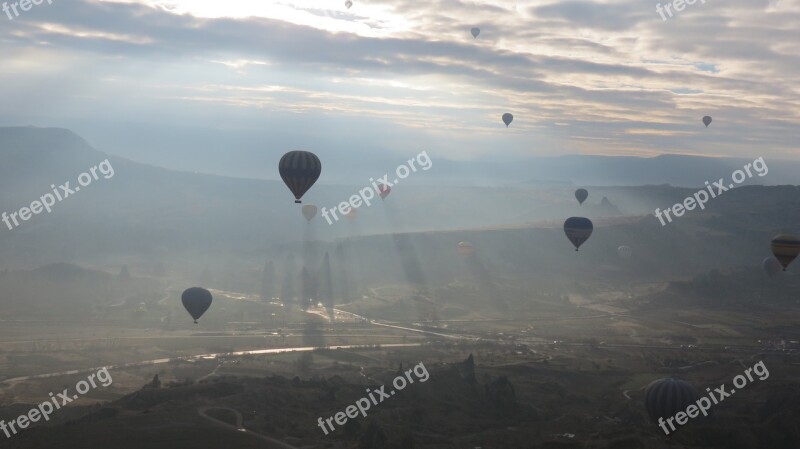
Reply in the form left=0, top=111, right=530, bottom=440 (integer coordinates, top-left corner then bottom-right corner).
left=770, top=234, right=800, bottom=271
left=279, top=151, right=321, bottom=203
left=645, top=378, right=700, bottom=431
left=564, top=217, right=593, bottom=251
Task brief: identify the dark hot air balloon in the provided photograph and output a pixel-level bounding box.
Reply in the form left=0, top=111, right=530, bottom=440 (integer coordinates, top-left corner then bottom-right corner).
left=702, top=116, right=712, bottom=127
left=564, top=217, right=593, bottom=251
left=502, top=113, right=513, bottom=127
left=302, top=204, right=317, bottom=222
left=645, top=377, right=700, bottom=432
left=770, top=234, right=800, bottom=271
left=470, top=27, right=480, bottom=38
left=575, top=188, right=588, bottom=205
left=181, top=287, right=212, bottom=324
left=279, top=150, right=321, bottom=203
left=763, top=256, right=782, bottom=277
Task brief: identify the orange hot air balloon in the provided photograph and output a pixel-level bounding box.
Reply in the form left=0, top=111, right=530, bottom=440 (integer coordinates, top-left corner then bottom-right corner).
left=346, top=208, right=358, bottom=219
left=457, top=241, right=474, bottom=256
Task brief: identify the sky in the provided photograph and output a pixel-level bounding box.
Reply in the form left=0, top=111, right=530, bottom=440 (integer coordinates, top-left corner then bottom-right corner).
left=0, top=0, right=798, bottom=178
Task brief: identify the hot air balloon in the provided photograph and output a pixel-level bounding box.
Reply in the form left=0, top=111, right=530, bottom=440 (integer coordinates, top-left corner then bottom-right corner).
left=181, top=287, right=212, bottom=324
left=617, top=245, right=632, bottom=258
left=346, top=208, right=358, bottom=219
left=457, top=241, right=474, bottom=256
left=575, top=188, right=588, bottom=205
left=279, top=150, right=321, bottom=204
left=645, top=378, right=700, bottom=430
left=502, top=113, right=513, bottom=127
left=302, top=204, right=317, bottom=222
left=763, top=256, right=782, bottom=277
left=702, top=116, right=712, bottom=127
left=379, top=183, right=391, bottom=199
left=470, top=27, right=480, bottom=38
left=564, top=217, right=593, bottom=251
left=770, top=234, right=800, bottom=271
left=345, top=0, right=352, bottom=8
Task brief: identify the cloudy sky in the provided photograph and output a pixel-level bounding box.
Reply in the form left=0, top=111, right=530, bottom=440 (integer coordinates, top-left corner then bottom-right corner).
left=0, top=0, right=798, bottom=177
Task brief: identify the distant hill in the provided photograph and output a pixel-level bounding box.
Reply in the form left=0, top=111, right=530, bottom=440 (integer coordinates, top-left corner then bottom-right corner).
left=0, top=126, right=798, bottom=271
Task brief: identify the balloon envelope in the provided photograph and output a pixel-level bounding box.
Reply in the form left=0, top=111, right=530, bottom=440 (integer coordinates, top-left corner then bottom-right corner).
left=702, top=116, right=712, bottom=127
left=770, top=234, right=800, bottom=271
left=564, top=217, right=593, bottom=251
left=763, top=256, right=782, bottom=277
left=502, top=113, right=513, bottom=127
left=617, top=245, right=632, bottom=258
left=345, top=0, right=352, bottom=8
left=346, top=208, right=358, bottom=219
left=575, top=188, right=588, bottom=205
left=379, top=183, right=391, bottom=199
left=470, top=27, right=480, bottom=38
left=645, top=378, right=699, bottom=427
left=302, top=204, right=317, bottom=222
left=181, top=287, right=212, bottom=323
left=279, top=150, right=321, bottom=203
left=457, top=241, right=474, bottom=256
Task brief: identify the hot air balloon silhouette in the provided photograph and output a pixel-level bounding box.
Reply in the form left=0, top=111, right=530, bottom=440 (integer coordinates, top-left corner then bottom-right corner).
left=302, top=204, right=317, bottom=222
left=763, top=256, right=782, bottom=277
left=575, top=188, right=588, bottom=205
left=645, top=377, right=700, bottom=432
left=345, top=0, right=352, bottom=8
left=702, top=116, right=712, bottom=127
left=279, top=151, right=321, bottom=203
left=564, top=217, right=593, bottom=251
left=181, top=287, right=212, bottom=324
left=457, top=241, right=474, bottom=256
left=379, top=184, right=391, bottom=199
left=502, top=113, right=513, bottom=127
left=617, top=245, right=632, bottom=258
left=770, top=234, right=800, bottom=271
left=470, top=27, right=480, bottom=38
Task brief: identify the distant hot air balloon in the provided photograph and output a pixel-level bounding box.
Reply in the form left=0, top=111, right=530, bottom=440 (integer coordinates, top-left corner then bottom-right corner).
left=502, top=113, right=513, bottom=127
left=345, top=0, right=352, bottom=8
left=457, top=241, right=474, bottom=256
left=302, top=204, right=317, bottom=222
left=763, top=256, right=782, bottom=277
left=645, top=378, right=700, bottom=430
left=564, top=217, right=593, bottom=251
left=279, top=150, right=321, bottom=203
left=617, top=245, right=632, bottom=258
left=470, top=27, right=480, bottom=38
left=379, top=184, right=391, bottom=199
left=575, top=188, right=588, bottom=205
left=770, top=234, right=800, bottom=271
left=346, top=208, right=358, bottom=219
left=702, top=116, right=712, bottom=127
left=181, top=287, right=212, bottom=324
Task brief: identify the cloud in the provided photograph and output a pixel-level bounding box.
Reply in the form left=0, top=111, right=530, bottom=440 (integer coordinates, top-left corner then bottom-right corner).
left=0, top=0, right=797, bottom=173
